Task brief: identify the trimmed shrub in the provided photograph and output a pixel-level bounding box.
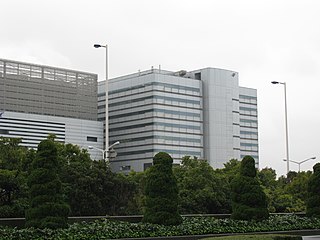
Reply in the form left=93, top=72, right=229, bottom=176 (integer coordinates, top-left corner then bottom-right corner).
left=306, top=163, right=320, bottom=217
left=231, top=155, right=269, bottom=221
left=25, top=139, right=70, bottom=229
left=143, top=152, right=182, bottom=225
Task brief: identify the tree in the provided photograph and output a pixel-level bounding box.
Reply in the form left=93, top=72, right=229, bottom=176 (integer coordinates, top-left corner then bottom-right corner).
left=25, top=139, right=70, bottom=229
left=258, top=167, right=277, bottom=190
left=0, top=137, right=29, bottom=217
left=109, top=173, right=138, bottom=215
left=306, top=163, right=320, bottom=217
left=174, top=156, right=230, bottom=214
left=231, top=155, right=269, bottom=221
left=124, top=171, right=146, bottom=215
left=143, top=152, right=182, bottom=225
left=285, top=171, right=311, bottom=212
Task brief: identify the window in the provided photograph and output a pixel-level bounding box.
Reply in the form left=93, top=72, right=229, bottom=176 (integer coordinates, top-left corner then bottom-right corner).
left=120, top=165, right=131, bottom=171
left=144, top=162, right=153, bottom=171
left=195, top=72, right=201, bottom=80
left=0, top=129, right=9, bottom=134
left=87, top=136, right=97, bottom=142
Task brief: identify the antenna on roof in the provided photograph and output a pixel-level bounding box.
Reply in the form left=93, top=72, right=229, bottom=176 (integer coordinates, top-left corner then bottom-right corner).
left=151, top=66, right=154, bottom=72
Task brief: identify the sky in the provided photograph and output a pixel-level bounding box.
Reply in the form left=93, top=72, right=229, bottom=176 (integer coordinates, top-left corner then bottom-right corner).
left=1, top=0, right=319, bottom=177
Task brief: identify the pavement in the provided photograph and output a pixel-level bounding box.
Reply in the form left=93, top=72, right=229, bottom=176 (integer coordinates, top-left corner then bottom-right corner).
left=303, top=236, right=320, bottom=240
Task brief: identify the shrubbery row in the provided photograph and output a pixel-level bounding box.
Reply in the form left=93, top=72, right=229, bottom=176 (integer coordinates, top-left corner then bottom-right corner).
left=0, top=215, right=319, bottom=240
left=0, top=137, right=317, bottom=219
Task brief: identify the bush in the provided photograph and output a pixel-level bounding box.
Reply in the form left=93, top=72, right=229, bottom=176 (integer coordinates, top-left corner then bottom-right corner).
left=231, top=156, right=269, bottom=220
left=25, top=139, right=70, bottom=229
left=143, top=152, right=182, bottom=225
left=306, top=163, right=320, bottom=217
left=0, top=215, right=315, bottom=239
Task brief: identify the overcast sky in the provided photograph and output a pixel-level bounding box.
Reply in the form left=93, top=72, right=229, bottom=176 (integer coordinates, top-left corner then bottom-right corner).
left=1, top=0, right=319, bottom=176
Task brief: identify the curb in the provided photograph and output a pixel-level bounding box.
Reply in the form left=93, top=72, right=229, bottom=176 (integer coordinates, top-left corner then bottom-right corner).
left=112, top=229, right=320, bottom=240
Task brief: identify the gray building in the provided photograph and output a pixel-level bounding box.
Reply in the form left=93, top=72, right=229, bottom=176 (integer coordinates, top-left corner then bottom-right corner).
left=0, top=59, right=97, bottom=120
left=0, top=59, right=103, bottom=158
left=0, top=58, right=258, bottom=169
left=98, top=67, right=258, bottom=172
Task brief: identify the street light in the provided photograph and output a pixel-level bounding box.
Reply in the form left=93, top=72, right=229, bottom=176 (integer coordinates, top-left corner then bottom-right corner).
left=88, top=141, right=120, bottom=161
left=272, top=81, right=290, bottom=175
left=94, top=43, right=108, bottom=153
left=283, top=157, right=316, bottom=172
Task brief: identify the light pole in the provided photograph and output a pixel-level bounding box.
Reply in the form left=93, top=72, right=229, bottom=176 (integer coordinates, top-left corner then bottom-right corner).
left=272, top=81, right=290, bottom=175
left=88, top=141, right=120, bottom=161
left=283, top=157, right=316, bottom=172
left=94, top=43, right=108, bottom=152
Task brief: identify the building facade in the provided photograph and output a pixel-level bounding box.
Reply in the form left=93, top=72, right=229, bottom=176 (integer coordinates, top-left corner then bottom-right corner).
left=98, top=68, right=258, bottom=172
left=98, top=69, right=203, bottom=172
left=0, top=58, right=258, bottom=169
left=0, top=111, right=103, bottom=155
left=239, top=87, right=258, bottom=160
left=0, top=59, right=103, bottom=158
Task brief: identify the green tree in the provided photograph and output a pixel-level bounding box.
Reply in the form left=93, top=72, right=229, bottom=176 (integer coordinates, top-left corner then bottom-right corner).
left=257, top=167, right=278, bottom=213
left=231, top=156, right=269, bottom=221
left=174, top=156, right=230, bottom=214
left=306, top=163, right=320, bottom=217
left=143, top=152, right=182, bottom=225
left=268, top=170, right=311, bottom=213
left=0, top=169, right=19, bottom=205
left=268, top=188, right=304, bottom=213
left=109, top=173, right=139, bottom=215
left=215, top=159, right=241, bottom=184
left=0, top=137, right=29, bottom=217
left=258, top=167, right=277, bottom=190
left=285, top=171, right=311, bottom=212
left=124, top=171, right=146, bottom=215
left=57, top=142, right=138, bottom=216
left=25, top=139, right=70, bottom=229
left=57, top=143, right=115, bottom=216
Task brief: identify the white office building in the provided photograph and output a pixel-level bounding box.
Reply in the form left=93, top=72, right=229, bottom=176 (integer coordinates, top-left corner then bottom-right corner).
left=0, top=58, right=258, bottom=170
left=98, top=68, right=258, bottom=172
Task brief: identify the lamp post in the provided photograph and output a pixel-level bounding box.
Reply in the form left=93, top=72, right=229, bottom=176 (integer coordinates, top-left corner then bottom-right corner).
left=271, top=81, right=290, bottom=175
left=94, top=43, right=108, bottom=152
left=283, top=157, right=316, bottom=172
left=88, top=141, right=120, bottom=161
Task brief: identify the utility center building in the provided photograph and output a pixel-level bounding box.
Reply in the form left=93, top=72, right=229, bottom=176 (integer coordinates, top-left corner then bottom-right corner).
left=98, top=68, right=258, bottom=172
left=0, top=59, right=258, bottom=171
left=0, top=59, right=103, bottom=158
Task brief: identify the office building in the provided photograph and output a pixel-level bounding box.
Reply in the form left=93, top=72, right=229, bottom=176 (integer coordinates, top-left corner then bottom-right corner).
left=0, top=58, right=258, bottom=169
left=0, top=59, right=103, bottom=158
left=98, top=68, right=258, bottom=172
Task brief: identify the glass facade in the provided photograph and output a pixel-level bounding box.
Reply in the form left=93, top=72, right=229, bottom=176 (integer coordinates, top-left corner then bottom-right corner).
left=98, top=70, right=203, bottom=172
left=239, top=88, right=259, bottom=166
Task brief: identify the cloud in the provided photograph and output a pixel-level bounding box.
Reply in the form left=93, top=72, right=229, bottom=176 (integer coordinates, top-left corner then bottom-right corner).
left=0, top=40, right=72, bottom=68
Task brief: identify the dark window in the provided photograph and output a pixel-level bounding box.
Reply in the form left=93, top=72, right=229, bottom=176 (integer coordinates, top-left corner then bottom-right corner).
left=144, top=162, right=153, bottom=171
left=0, top=129, right=9, bottom=134
left=87, top=136, right=97, bottom=142
left=194, top=72, right=201, bottom=80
